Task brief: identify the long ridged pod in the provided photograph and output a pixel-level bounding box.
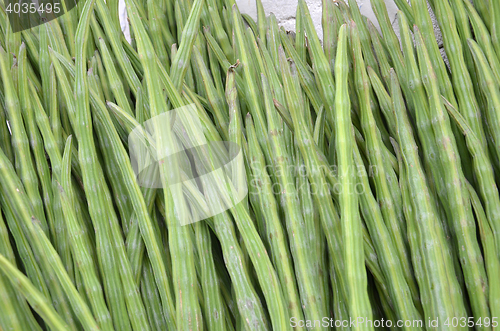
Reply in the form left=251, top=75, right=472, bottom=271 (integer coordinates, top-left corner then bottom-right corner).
left=468, top=39, right=500, bottom=174
left=334, top=25, right=373, bottom=328
left=464, top=0, right=500, bottom=86
left=261, top=71, right=322, bottom=328
left=0, top=205, right=42, bottom=331
left=347, top=0, right=380, bottom=77
left=75, top=1, right=152, bottom=331
left=0, top=146, right=99, bottom=330
left=415, top=28, right=490, bottom=324
left=0, top=45, right=48, bottom=235
left=59, top=137, right=114, bottom=331
left=232, top=5, right=269, bottom=161
left=124, top=0, right=197, bottom=329
left=246, top=113, right=308, bottom=329
left=391, top=69, right=467, bottom=325
left=350, top=22, right=420, bottom=316
left=298, top=0, right=336, bottom=123
left=194, top=219, right=227, bottom=331
left=0, top=254, right=69, bottom=331
left=432, top=0, right=488, bottom=149
left=442, top=97, right=500, bottom=266
left=369, top=0, right=409, bottom=102
left=492, top=0, right=500, bottom=59
left=467, top=183, right=500, bottom=325
left=98, top=38, right=134, bottom=115
left=353, top=144, right=423, bottom=329
left=51, top=24, right=133, bottom=331
left=399, top=15, right=463, bottom=285
left=411, top=0, right=474, bottom=182
left=18, top=44, right=56, bottom=245
left=94, top=0, right=141, bottom=95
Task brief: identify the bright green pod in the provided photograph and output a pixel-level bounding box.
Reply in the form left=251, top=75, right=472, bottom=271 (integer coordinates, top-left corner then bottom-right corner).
left=0, top=45, right=48, bottom=235
left=472, top=0, right=491, bottom=31
left=261, top=72, right=323, bottom=328
left=334, top=25, right=373, bottom=328
left=314, top=106, right=327, bottom=151
left=369, top=0, right=408, bottom=98
left=392, top=136, right=427, bottom=315
left=207, top=40, right=225, bottom=97
left=365, top=19, right=391, bottom=87
left=209, top=65, right=287, bottom=331
left=49, top=48, right=78, bottom=136
left=0, top=87, right=13, bottom=163
left=91, top=90, right=174, bottom=331
left=204, top=27, right=233, bottom=69
left=50, top=36, right=135, bottom=331
left=467, top=183, right=500, bottom=325
left=148, top=0, right=170, bottom=70
left=442, top=97, right=500, bottom=265
left=246, top=113, right=308, bottom=329
left=0, top=194, right=52, bottom=307
left=59, top=136, right=114, bottom=331
left=125, top=0, right=205, bottom=328
left=298, top=0, right=336, bottom=124
left=167, top=91, right=271, bottom=328
left=347, top=0, right=380, bottom=77
left=94, top=0, right=141, bottom=95
left=415, top=28, right=490, bottom=324
left=0, top=266, right=25, bottom=330
left=0, top=148, right=99, bottom=330
left=140, top=258, right=168, bottom=331
left=0, top=206, right=41, bottom=331
left=92, top=50, right=113, bottom=102
left=468, top=39, right=500, bottom=192
left=391, top=69, right=468, bottom=325
left=170, top=0, right=205, bottom=89
left=30, top=78, right=96, bottom=272
left=44, top=19, right=71, bottom=61
left=76, top=2, right=150, bottom=330
left=321, top=0, right=339, bottom=70
left=194, top=220, right=227, bottom=331
left=206, top=4, right=234, bottom=63
left=464, top=0, right=500, bottom=85
left=18, top=42, right=62, bottom=264
left=336, top=0, right=352, bottom=22
left=39, top=22, right=51, bottom=110
left=193, top=46, right=229, bottom=139
left=399, top=12, right=451, bottom=255
left=277, top=41, right=351, bottom=310
left=412, top=0, right=475, bottom=183
left=296, top=151, right=329, bottom=312
left=350, top=22, right=419, bottom=314
left=432, top=0, right=488, bottom=149
left=279, top=30, right=324, bottom=117
left=354, top=145, right=423, bottom=329
left=232, top=5, right=269, bottom=158
left=448, top=0, right=477, bottom=89
left=93, top=100, right=134, bottom=234
left=98, top=38, right=134, bottom=115
left=0, top=254, right=69, bottom=331
left=492, top=0, right=500, bottom=59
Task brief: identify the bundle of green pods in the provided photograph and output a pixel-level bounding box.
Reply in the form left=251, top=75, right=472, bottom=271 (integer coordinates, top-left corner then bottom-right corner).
left=0, top=0, right=499, bottom=329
